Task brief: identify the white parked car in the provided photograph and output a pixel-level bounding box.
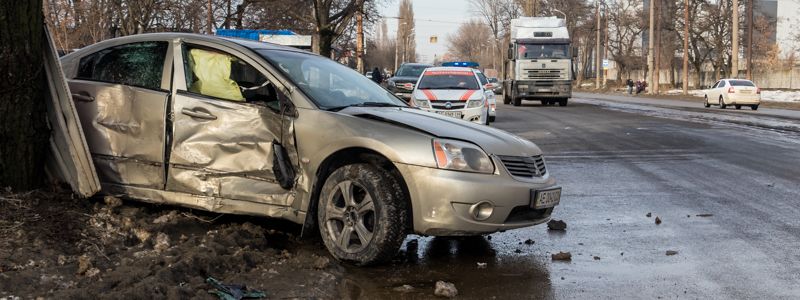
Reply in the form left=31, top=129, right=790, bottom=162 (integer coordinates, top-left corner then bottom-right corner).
left=476, top=70, right=498, bottom=122
left=704, top=79, right=761, bottom=110
left=410, top=67, right=491, bottom=124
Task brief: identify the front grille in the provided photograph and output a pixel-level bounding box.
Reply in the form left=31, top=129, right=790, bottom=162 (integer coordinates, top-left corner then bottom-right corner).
left=498, top=155, right=547, bottom=177
left=431, top=101, right=466, bottom=110
left=524, top=69, right=563, bottom=79
left=505, top=206, right=552, bottom=223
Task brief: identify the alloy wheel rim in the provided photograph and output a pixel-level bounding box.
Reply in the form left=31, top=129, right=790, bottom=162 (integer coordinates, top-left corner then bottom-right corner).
left=325, top=180, right=376, bottom=253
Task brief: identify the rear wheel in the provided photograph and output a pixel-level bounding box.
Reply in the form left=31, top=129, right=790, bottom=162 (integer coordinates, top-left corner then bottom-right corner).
left=558, top=98, right=568, bottom=106
left=751, top=105, right=759, bottom=110
left=704, top=96, right=711, bottom=108
left=719, top=96, right=727, bottom=109
left=317, top=164, right=408, bottom=266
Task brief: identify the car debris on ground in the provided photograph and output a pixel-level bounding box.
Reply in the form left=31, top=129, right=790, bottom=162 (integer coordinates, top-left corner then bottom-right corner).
left=206, top=277, right=266, bottom=300
left=547, top=219, right=567, bottom=231
left=551, top=252, right=572, bottom=261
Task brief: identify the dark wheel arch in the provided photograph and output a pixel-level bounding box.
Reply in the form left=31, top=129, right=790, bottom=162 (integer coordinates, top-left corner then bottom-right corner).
left=301, top=148, right=413, bottom=237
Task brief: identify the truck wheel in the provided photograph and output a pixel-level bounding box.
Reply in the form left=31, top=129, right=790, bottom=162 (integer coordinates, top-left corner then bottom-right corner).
left=513, top=97, right=521, bottom=106
left=558, top=99, right=568, bottom=106
left=317, top=163, right=408, bottom=266
left=503, top=90, right=511, bottom=104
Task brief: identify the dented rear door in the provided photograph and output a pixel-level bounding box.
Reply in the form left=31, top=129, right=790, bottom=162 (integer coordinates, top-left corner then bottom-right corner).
left=68, top=41, right=172, bottom=189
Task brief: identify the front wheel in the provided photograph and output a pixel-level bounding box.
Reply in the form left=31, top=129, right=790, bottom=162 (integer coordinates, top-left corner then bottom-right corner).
left=558, top=98, right=568, bottom=106
left=704, top=96, right=711, bottom=108
left=317, top=164, right=408, bottom=266
left=513, top=96, right=521, bottom=106
left=751, top=105, right=759, bottom=110
left=735, top=105, right=742, bottom=110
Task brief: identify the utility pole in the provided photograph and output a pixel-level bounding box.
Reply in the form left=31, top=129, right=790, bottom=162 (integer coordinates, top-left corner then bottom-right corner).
left=654, top=0, right=661, bottom=94
left=731, top=0, right=739, bottom=78
left=207, top=0, right=213, bottom=34
left=647, top=0, right=656, bottom=94
left=356, top=4, right=364, bottom=74
left=595, top=0, right=601, bottom=89
left=603, top=3, right=608, bottom=88
left=682, top=0, right=690, bottom=95
left=746, top=0, right=753, bottom=80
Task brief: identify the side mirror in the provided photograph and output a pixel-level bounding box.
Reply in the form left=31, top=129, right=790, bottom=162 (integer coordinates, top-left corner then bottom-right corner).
left=484, top=83, right=493, bottom=90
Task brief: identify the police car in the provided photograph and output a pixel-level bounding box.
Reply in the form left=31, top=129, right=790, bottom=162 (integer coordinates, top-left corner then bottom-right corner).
left=410, top=66, right=491, bottom=125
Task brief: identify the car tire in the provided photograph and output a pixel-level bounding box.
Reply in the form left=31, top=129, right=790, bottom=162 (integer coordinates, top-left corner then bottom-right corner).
left=751, top=105, right=759, bottom=110
left=484, top=111, right=490, bottom=125
left=719, top=96, right=727, bottom=109
left=735, top=105, right=742, bottom=110
left=317, top=163, right=408, bottom=266
left=540, top=100, right=547, bottom=106
left=513, top=96, right=521, bottom=107
left=704, top=96, right=711, bottom=108
left=558, top=98, right=568, bottom=106
left=503, top=90, right=511, bottom=105
left=488, top=116, right=495, bottom=122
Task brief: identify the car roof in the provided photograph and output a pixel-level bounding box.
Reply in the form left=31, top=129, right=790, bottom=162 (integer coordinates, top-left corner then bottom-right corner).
left=721, top=78, right=753, bottom=81
left=401, top=63, right=434, bottom=67
left=66, top=32, right=308, bottom=56
left=423, top=66, right=477, bottom=73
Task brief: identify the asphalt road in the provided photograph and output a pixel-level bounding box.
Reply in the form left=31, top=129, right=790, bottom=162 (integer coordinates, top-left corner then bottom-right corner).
left=340, top=93, right=800, bottom=299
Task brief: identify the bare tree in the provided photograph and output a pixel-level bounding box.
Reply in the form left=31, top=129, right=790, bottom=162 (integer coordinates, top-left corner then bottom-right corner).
left=470, top=0, right=520, bottom=70
left=446, top=20, right=492, bottom=63
left=397, top=0, right=416, bottom=63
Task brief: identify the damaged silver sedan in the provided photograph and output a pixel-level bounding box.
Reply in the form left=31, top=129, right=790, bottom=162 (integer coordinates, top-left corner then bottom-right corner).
left=59, top=33, right=561, bottom=265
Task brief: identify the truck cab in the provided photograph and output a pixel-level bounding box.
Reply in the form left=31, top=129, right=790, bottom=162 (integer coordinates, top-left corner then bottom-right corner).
left=503, top=17, right=575, bottom=107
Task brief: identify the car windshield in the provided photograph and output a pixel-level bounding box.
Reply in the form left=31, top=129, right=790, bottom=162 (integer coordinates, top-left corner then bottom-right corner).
left=258, top=50, right=407, bottom=110
left=518, top=44, right=569, bottom=59
left=417, top=70, right=479, bottom=90
left=729, top=80, right=755, bottom=87
left=396, top=65, right=429, bottom=77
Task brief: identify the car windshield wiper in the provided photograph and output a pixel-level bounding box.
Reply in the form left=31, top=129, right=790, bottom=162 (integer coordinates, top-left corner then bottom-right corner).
left=326, top=102, right=407, bottom=111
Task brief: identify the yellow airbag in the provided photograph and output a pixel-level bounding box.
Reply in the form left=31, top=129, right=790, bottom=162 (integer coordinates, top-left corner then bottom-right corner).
left=188, top=49, right=244, bottom=101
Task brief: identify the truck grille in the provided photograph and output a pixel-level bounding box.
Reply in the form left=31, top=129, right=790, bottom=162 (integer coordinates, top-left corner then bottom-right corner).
left=498, top=155, right=547, bottom=177
left=524, top=69, right=563, bottom=79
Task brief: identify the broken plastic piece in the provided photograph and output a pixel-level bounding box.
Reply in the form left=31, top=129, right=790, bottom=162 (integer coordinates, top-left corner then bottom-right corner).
left=206, top=277, right=266, bottom=300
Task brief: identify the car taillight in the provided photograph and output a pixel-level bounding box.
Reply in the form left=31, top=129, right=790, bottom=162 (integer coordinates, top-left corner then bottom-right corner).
left=756, top=88, right=761, bottom=94
left=728, top=87, right=735, bottom=94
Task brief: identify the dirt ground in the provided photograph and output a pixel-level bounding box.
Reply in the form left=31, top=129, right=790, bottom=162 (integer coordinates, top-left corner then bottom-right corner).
left=0, top=186, right=355, bottom=299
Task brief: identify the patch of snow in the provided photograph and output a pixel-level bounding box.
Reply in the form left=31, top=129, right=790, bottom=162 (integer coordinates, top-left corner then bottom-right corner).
left=760, top=90, right=800, bottom=103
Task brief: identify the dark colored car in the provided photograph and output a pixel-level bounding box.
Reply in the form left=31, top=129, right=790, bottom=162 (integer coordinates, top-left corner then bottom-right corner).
left=387, top=63, right=433, bottom=101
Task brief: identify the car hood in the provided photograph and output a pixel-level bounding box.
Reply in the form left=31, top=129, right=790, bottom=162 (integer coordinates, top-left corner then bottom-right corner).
left=390, top=76, right=421, bottom=83
left=341, top=107, right=542, bottom=157
left=413, top=89, right=484, bottom=101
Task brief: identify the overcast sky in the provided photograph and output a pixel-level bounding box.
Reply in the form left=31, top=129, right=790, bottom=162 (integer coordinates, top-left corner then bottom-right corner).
left=377, top=0, right=479, bottom=63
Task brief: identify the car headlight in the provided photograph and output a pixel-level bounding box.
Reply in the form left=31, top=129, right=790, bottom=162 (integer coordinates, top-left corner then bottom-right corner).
left=432, top=139, right=494, bottom=174
left=467, top=99, right=483, bottom=108
left=413, top=99, right=430, bottom=108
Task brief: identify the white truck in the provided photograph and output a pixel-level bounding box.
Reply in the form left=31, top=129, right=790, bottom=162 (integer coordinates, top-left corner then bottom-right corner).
left=503, top=17, right=575, bottom=107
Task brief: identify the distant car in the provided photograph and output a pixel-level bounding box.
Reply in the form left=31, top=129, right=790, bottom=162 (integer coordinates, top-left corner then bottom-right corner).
left=59, top=33, right=560, bottom=265
left=704, top=79, right=761, bottom=110
left=476, top=70, right=497, bottom=122
left=487, top=77, right=503, bottom=94
left=387, top=63, right=433, bottom=101
left=410, top=67, right=491, bottom=125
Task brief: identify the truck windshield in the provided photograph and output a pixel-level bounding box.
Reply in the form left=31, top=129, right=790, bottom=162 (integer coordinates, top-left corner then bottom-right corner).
left=417, top=70, right=479, bottom=90
left=396, top=65, right=430, bottom=77
left=518, top=44, right=569, bottom=59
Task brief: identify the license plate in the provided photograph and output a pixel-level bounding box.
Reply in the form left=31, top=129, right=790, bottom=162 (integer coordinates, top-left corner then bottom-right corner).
left=436, top=111, right=462, bottom=119
left=538, top=88, right=552, bottom=92
left=531, top=187, right=561, bottom=209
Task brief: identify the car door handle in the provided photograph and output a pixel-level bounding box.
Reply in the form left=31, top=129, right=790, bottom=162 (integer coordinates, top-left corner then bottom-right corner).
left=71, top=92, right=94, bottom=102
left=181, top=108, right=217, bottom=120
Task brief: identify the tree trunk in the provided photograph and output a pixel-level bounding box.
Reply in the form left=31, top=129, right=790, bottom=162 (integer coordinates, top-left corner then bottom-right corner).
left=317, top=29, right=335, bottom=58
left=0, top=0, right=50, bottom=190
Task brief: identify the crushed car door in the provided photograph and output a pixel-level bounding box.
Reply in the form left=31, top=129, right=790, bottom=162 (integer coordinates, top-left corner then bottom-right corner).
left=68, top=41, right=171, bottom=189
left=166, top=43, right=294, bottom=205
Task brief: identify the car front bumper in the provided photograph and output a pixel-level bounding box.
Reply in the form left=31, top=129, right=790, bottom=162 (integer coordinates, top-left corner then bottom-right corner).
left=422, top=106, right=485, bottom=123
left=395, top=159, right=558, bottom=236
left=515, top=80, right=572, bottom=99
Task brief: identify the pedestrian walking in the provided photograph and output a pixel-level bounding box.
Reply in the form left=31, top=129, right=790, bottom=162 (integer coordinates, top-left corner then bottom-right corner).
left=371, top=67, right=383, bottom=84
left=626, top=79, right=634, bottom=95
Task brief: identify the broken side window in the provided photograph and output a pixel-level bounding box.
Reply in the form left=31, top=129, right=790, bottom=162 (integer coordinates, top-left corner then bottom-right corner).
left=77, top=42, right=168, bottom=90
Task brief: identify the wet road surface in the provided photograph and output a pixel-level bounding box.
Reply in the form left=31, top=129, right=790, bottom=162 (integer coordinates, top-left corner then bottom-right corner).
left=338, top=94, right=800, bottom=299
